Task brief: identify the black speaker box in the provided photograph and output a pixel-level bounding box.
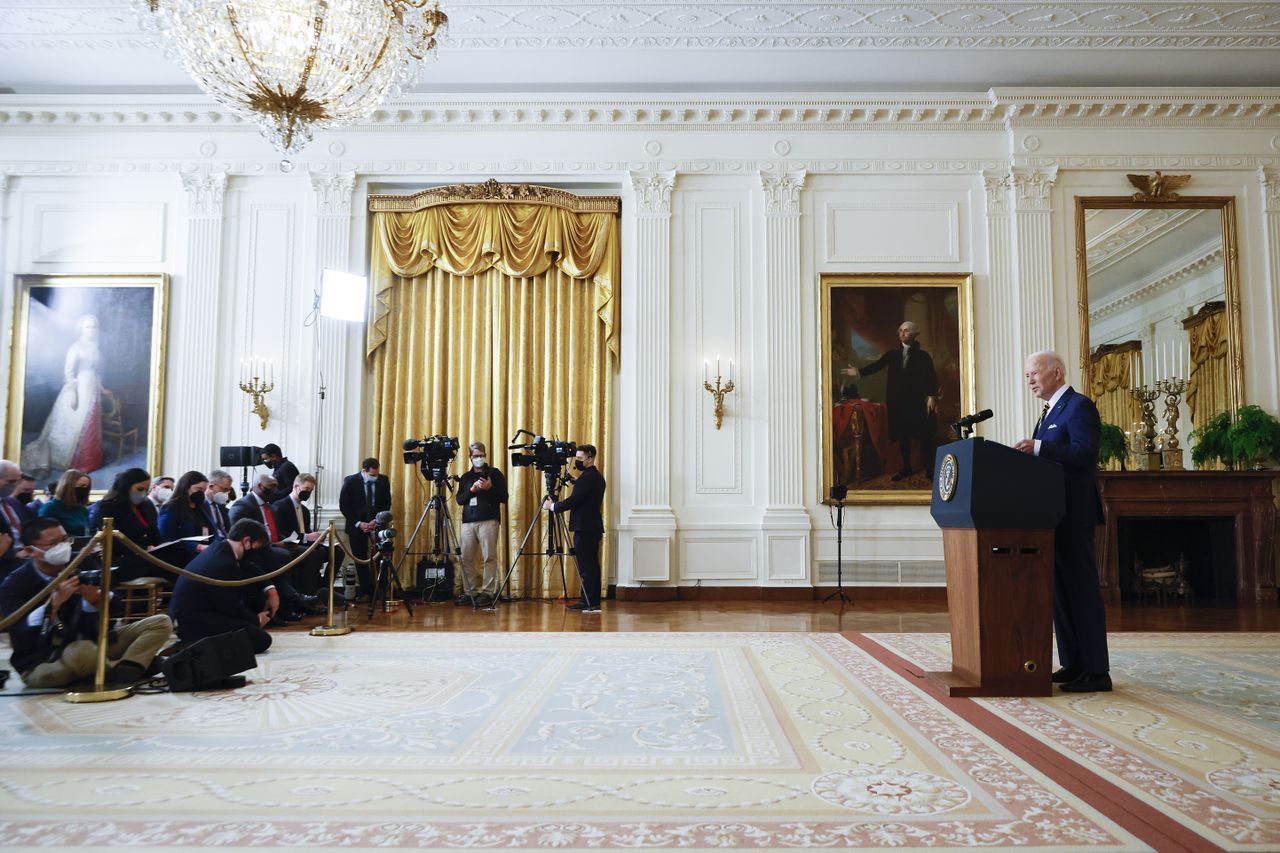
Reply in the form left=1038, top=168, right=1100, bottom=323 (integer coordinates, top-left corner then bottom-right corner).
left=416, top=558, right=454, bottom=601
left=219, top=445, right=263, bottom=468
left=162, top=629, right=257, bottom=691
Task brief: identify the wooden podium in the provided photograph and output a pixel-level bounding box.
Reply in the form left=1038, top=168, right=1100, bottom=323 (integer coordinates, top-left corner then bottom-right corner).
left=928, top=438, right=1065, bottom=697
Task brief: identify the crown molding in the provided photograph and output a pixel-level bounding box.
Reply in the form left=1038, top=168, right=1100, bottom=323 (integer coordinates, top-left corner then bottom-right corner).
left=1, top=90, right=1278, bottom=134
left=1086, top=207, right=1203, bottom=274
left=1089, top=246, right=1224, bottom=321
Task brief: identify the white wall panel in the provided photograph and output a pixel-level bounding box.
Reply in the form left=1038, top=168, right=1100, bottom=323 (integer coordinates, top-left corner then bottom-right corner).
left=681, top=537, right=756, bottom=581
left=29, top=202, right=165, bottom=265
left=825, top=202, right=959, bottom=263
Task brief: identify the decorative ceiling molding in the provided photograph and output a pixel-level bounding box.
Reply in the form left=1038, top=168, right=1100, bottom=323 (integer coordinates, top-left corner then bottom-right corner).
left=1089, top=245, right=1224, bottom=321
left=1086, top=207, right=1203, bottom=273
left=2, top=90, right=1278, bottom=133
left=2, top=3, right=1278, bottom=50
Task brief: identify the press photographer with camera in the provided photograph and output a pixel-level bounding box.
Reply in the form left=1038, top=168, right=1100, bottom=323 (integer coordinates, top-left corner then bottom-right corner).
left=0, top=518, right=172, bottom=688
left=542, top=444, right=606, bottom=612
left=339, top=458, right=391, bottom=598
left=455, top=441, right=507, bottom=607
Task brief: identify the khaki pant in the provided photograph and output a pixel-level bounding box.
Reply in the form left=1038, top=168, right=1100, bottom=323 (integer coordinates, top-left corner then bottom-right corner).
left=459, top=519, right=500, bottom=595
left=22, top=614, right=173, bottom=688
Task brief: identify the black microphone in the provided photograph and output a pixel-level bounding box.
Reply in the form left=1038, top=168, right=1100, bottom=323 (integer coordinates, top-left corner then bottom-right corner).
left=953, top=409, right=994, bottom=430
left=374, top=510, right=394, bottom=527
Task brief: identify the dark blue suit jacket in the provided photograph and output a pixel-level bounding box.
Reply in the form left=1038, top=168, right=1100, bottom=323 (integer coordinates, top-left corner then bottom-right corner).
left=1035, top=386, right=1104, bottom=528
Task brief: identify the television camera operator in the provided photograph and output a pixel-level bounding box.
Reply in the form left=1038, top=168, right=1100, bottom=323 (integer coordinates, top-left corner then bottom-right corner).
left=456, top=442, right=507, bottom=607
left=542, top=444, right=606, bottom=613
left=0, top=518, right=172, bottom=688
left=339, top=458, right=391, bottom=599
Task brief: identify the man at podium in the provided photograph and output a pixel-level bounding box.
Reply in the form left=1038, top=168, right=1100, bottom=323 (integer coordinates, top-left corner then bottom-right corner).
left=1014, top=351, right=1111, bottom=693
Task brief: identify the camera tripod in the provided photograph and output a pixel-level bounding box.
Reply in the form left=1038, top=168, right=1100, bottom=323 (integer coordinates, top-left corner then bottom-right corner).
left=369, top=539, right=414, bottom=619
left=494, top=467, right=579, bottom=608
left=392, top=469, right=460, bottom=612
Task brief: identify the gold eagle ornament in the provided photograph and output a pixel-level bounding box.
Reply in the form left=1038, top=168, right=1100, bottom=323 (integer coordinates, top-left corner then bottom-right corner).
left=1126, top=171, right=1192, bottom=202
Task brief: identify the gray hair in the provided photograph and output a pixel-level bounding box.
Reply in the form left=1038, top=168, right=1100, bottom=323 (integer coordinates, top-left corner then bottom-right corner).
left=255, top=472, right=277, bottom=488
left=469, top=441, right=487, bottom=453
left=1027, top=350, right=1066, bottom=375
left=208, top=469, right=232, bottom=484
left=900, top=320, right=918, bottom=333
left=0, top=459, right=19, bottom=478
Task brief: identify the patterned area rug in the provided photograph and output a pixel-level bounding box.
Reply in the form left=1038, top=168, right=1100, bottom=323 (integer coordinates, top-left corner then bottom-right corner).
left=0, top=632, right=1145, bottom=850
left=862, top=632, right=1280, bottom=852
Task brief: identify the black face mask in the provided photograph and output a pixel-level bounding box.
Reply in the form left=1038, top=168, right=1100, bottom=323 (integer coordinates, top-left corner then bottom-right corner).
left=574, top=461, right=585, bottom=471
left=298, top=490, right=313, bottom=502
left=263, top=459, right=277, bottom=469
left=15, top=491, right=34, bottom=503
left=74, top=486, right=91, bottom=504
left=190, top=491, right=206, bottom=505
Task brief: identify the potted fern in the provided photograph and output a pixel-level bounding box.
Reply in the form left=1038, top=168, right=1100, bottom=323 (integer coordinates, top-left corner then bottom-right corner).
left=1099, top=422, right=1127, bottom=470
left=1190, top=410, right=1233, bottom=469
left=1227, top=405, right=1280, bottom=470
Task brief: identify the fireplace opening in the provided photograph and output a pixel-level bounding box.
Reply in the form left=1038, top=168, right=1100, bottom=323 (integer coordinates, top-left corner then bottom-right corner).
left=1117, top=517, right=1237, bottom=605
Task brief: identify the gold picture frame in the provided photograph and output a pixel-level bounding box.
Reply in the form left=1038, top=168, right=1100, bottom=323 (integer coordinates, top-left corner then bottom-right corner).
left=5, top=274, right=169, bottom=492
left=820, top=273, right=975, bottom=505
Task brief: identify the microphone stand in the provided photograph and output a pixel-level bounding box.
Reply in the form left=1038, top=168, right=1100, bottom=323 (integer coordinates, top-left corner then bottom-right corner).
left=823, top=496, right=852, bottom=605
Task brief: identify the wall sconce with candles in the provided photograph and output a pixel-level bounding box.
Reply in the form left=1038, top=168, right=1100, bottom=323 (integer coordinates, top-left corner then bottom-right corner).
left=703, top=354, right=736, bottom=430
left=239, top=357, right=275, bottom=431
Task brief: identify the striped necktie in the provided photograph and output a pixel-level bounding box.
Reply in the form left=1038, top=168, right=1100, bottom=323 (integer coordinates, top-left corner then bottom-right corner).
left=1033, top=402, right=1050, bottom=437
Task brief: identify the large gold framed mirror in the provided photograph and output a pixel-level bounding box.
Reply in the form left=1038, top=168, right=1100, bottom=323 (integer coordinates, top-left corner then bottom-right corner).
left=1075, top=182, right=1243, bottom=467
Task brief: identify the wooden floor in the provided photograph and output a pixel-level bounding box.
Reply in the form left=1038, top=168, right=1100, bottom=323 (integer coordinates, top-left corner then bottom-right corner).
left=289, top=596, right=1280, bottom=634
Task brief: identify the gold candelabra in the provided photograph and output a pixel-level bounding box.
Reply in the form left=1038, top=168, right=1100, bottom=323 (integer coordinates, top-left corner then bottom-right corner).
left=1155, top=377, right=1188, bottom=470
left=1129, top=385, right=1162, bottom=470
left=239, top=357, right=274, bottom=431
left=703, top=355, right=736, bottom=430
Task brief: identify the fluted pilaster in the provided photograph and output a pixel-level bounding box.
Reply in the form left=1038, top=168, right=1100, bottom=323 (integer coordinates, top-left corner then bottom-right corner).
left=982, top=168, right=1019, bottom=443
left=1011, top=165, right=1058, bottom=425
left=1261, top=166, right=1280, bottom=402
left=309, top=172, right=357, bottom=517
left=171, top=171, right=227, bottom=472
left=759, top=170, right=810, bottom=582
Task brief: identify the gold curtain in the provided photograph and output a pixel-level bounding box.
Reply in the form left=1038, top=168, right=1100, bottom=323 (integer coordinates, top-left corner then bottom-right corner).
left=368, top=200, right=618, bottom=599
left=1090, top=343, right=1143, bottom=470
left=1184, top=303, right=1228, bottom=432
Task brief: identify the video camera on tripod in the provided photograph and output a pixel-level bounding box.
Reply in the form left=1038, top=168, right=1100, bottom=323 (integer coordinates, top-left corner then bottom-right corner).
left=509, top=430, right=577, bottom=473
left=403, top=434, right=460, bottom=482
left=372, top=510, right=396, bottom=554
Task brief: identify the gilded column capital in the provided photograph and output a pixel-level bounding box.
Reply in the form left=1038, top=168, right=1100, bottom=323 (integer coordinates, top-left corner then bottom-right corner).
left=629, top=170, right=676, bottom=216
left=180, top=171, right=227, bottom=218
left=1260, top=166, right=1280, bottom=213
left=310, top=171, right=357, bottom=217
left=1011, top=165, right=1058, bottom=212
left=759, top=170, right=807, bottom=216
left=982, top=168, right=1012, bottom=216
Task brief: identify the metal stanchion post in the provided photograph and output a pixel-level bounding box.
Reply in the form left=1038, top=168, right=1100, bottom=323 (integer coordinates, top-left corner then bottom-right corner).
left=66, top=521, right=132, bottom=703
left=311, top=521, right=351, bottom=637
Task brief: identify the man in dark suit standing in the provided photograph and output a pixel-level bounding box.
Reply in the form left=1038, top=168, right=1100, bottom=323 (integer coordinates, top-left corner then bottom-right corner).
left=260, top=444, right=298, bottom=502
left=339, top=458, right=391, bottom=596
left=844, top=320, right=940, bottom=481
left=543, top=444, right=606, bottom=613
left=169, top=519, right=273, bottom=654
left=272, top=473, right=326, bottom=596
left=1014, top=350, right=1111, bottom=693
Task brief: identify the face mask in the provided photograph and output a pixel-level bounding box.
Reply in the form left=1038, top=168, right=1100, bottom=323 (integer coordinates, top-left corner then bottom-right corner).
left=263, top=459, right=277, bottom=469
left=211, top=491, right=230, bottom=505
left=16, top=491, right=34, bottom=503
left=129, top=490, right=148, bottom=505
left=155, top=487, right=174, bottom=503
left=363, top=473, right=377, bottom=483
left=190, top=490, right=206, bottom=505
left=0, top=482, right=16, bottom=499
left=471, top=457, right=485, bottom=468
left=37, top=541, right=73, bottom=567
left=74, top=486, right=91, bottom=504
left=574, top=461, right=585, bottom=471
left=298, top=490, right=313, bottom=502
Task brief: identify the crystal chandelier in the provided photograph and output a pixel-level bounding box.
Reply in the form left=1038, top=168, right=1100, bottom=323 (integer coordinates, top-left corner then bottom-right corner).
left=140, top=0, right=447, bottom=161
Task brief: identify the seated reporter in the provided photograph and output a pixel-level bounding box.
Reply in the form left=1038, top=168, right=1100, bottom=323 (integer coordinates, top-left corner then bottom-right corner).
left=94, top=467, right=162, bottom=584
left=38, top=468, right=93, bottom=537
left=168, top=519, right=273, bottom=654
left=271, top=473, right=326, bottom=596
left=228, top=473, right=317, bottom=622
left=0, top=518, right=172, bottom=688
left=158, top=471, right=214, bottom=569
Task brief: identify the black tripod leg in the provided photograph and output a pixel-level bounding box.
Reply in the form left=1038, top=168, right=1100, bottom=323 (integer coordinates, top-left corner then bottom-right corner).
left=495, top=505, right=543, bottom=606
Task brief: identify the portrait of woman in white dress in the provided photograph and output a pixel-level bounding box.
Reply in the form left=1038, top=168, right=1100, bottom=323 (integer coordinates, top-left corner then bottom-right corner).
left=22, top=314, right=105, bottom=476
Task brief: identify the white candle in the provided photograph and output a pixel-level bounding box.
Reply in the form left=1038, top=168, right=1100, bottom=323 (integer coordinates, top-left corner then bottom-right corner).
left=703, top=359, right=707, bottom=382
left=716, top=353, right=721, bottom=378
left=730, top=359, right=734, bottom=382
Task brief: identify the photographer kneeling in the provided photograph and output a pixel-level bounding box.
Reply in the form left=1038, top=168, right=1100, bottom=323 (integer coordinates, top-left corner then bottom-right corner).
left=169, top=519, right=275, bottom=654
left=0, top=518, right=172, bottom=688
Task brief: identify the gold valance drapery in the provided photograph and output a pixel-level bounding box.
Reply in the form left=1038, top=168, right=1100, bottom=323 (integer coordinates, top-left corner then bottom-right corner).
left=368, top=183, right=620, bottom=360
left=365, top=182, right=619, bottom=600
